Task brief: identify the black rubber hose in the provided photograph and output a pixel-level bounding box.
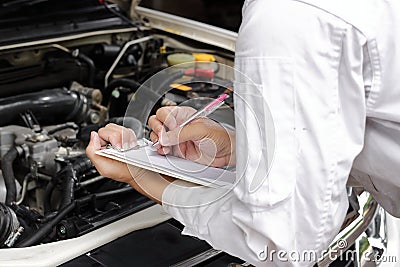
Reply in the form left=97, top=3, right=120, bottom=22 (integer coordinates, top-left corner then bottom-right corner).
left=16, top=202, right=76, bottom=247
left=0, top=89, right=86, bottom=127
left=44, top=163, right=81, bottom=214
left=43, top=179, right=57, bottom=214
left=156, top=70, right=185, bottom=95
left=75, top=186, right=134, bottom=204
left=15, top=186, right=134, bottom=247
left=2, top=147, right=19, bottom=205
left=77, top=53, right=95, bottom=87
left=102, top=78, right=142, bottom=106
left=123, top=70, right=184, bottom=125
left=59, top=165, right=76, bottom=210
left=47, top=124, right=79, bottom=135
left=72, top=158, right=93, bottom=174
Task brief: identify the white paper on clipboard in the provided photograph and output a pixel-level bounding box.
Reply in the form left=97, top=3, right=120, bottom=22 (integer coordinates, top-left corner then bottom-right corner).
left=95, top=146, right=236, bottom=188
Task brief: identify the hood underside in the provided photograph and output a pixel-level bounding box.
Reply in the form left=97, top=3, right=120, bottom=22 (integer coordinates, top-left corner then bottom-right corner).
left=0, top=0, right=134, bottom=47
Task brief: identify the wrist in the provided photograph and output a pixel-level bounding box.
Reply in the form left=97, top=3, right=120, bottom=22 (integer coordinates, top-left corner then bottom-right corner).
left=227, top=130, right=236, bottom=166
left=126, top=168, right=174, bottom=205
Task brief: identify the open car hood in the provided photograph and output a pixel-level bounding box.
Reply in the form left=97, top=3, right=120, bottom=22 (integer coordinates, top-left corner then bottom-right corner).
left=0, top=0, right=133, bottom=49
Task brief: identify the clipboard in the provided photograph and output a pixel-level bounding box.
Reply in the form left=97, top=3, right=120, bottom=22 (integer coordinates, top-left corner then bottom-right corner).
left=95, top=139, right=236, bottom=188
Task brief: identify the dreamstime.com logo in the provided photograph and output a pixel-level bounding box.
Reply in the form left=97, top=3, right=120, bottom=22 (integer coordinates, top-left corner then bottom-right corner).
left=257, top=239, right=398, bottom=264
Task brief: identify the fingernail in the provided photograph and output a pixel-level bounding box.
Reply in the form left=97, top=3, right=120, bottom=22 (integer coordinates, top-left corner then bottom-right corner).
left=90, top=131, right=95, bottom=140
left=161, top=146, right=170, bottom=155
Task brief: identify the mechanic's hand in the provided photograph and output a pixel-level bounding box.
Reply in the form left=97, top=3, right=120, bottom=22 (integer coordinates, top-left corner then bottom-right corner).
left=148, top=106, right=235, bottom=168
left=85, top=123, right=174, bottom=204
left=85, top=123, right=137, bottom=184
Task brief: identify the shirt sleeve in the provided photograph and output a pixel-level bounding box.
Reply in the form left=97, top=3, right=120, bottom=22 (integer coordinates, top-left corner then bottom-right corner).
left=162, top=0, right=369, bottom=265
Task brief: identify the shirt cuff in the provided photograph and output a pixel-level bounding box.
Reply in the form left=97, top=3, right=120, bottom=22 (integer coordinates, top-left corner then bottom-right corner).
left=161, top=179, right=230, bottom=236
left=162, top=179, right=198, bottom=208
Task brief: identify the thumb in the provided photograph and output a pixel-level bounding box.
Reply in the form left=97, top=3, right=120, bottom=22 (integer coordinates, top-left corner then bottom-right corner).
left=159, top=124, right=204, bottom=146
left=86, top=131, right=102, bottom=159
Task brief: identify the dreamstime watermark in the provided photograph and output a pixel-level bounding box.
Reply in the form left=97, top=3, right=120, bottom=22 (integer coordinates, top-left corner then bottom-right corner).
left=257, top=240, right=348, bottom=263
left=256, top=239, right=398, bottom=264
left=363, top=252, right=398, bottom=264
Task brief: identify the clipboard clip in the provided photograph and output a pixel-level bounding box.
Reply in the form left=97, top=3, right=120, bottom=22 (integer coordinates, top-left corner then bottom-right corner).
left=105, top=138, right=153, bottom=152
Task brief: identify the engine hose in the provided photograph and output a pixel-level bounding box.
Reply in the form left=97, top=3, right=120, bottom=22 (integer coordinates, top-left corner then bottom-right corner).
left=44, top=162, right=82, bottom=214
left=72, top=158, right=93, bottom=174
left=2, top=147, right=20, bottom=205
left=47, top=123, right=79, bottom=135
left=156, top=70, right=185, bottom=95
left=128, top=70, right=184, bottom=124
left=0, top=88, right=87, bottom=127
left=102, top=78, right=142, bottom=106
left=16, top=201, right=76, bottom=247
left=59, top=165, right=76, bottom=210
left=15, top=186, right=134, bottom=247
left=76, top=53, right=95, bottom=87
left=43, top=178, right=57, bottom=214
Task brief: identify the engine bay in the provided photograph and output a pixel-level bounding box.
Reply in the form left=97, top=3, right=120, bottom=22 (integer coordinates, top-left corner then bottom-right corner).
left=0, top=0, right=235, bottom=251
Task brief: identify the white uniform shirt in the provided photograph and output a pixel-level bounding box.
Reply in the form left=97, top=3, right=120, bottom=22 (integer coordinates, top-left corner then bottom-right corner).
left=162, top=0, right=400, bottom=266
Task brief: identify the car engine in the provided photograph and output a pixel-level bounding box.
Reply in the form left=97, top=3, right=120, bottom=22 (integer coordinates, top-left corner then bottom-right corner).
left=0, top=0, right=235, bottom=250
